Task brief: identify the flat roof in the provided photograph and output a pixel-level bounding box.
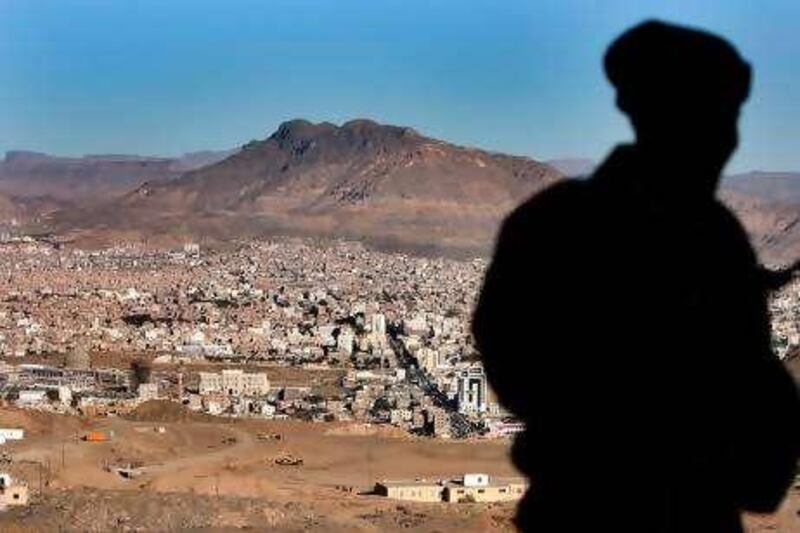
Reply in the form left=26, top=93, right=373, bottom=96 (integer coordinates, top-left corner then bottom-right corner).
left=378, top=476, right=527, bottom=488
left=376, top=479, right=443, bottom=487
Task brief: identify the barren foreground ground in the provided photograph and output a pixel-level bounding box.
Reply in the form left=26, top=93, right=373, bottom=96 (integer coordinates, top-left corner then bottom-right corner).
left=0, top=407, right=518, bottom=531
left=0, top=408, right=796, bottom=532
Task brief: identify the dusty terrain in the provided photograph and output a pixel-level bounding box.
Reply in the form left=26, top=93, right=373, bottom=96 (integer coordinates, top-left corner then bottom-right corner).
left=21, top=119, right=795, bottom=264
left=0, top=407, right=519, bottom=531
left=0, top=408, right=800, bottom=532
left=0, top=408, right=796, bottom=531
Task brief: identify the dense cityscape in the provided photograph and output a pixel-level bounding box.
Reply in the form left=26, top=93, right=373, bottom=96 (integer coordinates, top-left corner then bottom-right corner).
left=2, top=3, right=799, bottom=529
left=0, top=237, right=525, bottom=441
left=0, top=236, right=796, bottom=441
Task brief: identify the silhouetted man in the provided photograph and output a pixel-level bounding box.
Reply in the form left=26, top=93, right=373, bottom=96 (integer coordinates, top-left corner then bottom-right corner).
left=473, top=20, right=799, bottom=532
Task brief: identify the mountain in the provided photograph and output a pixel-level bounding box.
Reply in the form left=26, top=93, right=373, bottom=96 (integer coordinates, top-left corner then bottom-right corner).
left=717, top=172, right=800, bottom=265
left=535, top=160, right=799, bottom=264
left=724, top=171, right=800, bottom=204
left=545, top=161, right=800, bottom=201
left=0, top=151, right=179, bottom=208
left=167, top=149, right=240, bottom=173
left=47, top=119, right=562, bottom=254
left=0, top=194, right=71, bottom=226
left=0, top=192, right=19, bottom=222
left=0, top=149, right=236, bottom=205
left=31, top=120, right=800, bottom=263
left=719, top=189, right=799, bottom=266
left=546, top=158, right=596, bottom=178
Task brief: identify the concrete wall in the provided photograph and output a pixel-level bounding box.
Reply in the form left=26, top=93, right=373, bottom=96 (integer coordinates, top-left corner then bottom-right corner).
left=444, top=482, right=526, bottom=503
left=376, top=482, right=444, bottom=503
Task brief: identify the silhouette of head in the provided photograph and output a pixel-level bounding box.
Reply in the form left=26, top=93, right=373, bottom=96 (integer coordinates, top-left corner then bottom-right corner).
left=605, top=20, right=751, bottom=190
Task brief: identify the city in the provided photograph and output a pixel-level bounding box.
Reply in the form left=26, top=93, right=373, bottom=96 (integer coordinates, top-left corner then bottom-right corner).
left=0, top=236, right=527, bottom=438
left=1, top=235, right=797, bottom=434
left=0, top=235, right=796, bottom=529
left=2, top=2, right=799, bottom=531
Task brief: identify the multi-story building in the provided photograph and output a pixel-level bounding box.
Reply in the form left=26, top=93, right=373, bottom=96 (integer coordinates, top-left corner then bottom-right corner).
left=416, top=347, right=443, bottom=374
left=456, top=367, right=487, bottom=414
left=198, top=369, right=269, bottom=396
left=430, top=406, right=452, bottom=438
left=137, top=383, right=159, bottom=402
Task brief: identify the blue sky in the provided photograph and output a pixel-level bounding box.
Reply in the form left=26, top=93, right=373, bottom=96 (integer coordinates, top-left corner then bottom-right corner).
left=0, top=0, right=798, bottom=173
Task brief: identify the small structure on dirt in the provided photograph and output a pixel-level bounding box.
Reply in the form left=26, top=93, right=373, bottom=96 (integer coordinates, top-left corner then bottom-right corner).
left=83, top=430, right=113, bottom=442
left=272, top=452, right=303, bottom=466
left=0, top=429, right=24, bottom=445
left=374, top=479, right=445, bottom=503
left=113, top=466, right=146, bottom=480
left=375, top=473, right=527, bottom=503
left=0, top=473, right=28, bottom=509
left=442, top=474, right=526, bottom=503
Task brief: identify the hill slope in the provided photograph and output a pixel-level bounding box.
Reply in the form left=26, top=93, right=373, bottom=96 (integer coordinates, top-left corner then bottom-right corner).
left=50, top=119, right=562, bottom=254
left=720, top=189, right=799, bottom=265
left=0, top=149, right=236, bottom=205
left=725, top=171, right=800, bottom=204
left=40, top=120, right=799, bottom=263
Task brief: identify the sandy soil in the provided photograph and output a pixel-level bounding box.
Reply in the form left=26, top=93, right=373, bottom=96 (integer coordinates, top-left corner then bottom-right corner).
left=0, top=408, right=796, bottom=532
left=0, top=407, right=518, bottom=531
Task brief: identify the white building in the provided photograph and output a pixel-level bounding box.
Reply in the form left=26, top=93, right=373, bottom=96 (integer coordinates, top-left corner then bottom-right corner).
left=0, top=429, right=24, bottom=445
left=183, top=242, right=200, bottom=255
left=16, top=390, right=47, bottom=408
left=463, top=473, right=489, bottom=487
left=371, top=313, right=387, bottom=336
left=0, top=473, right=28, bottom=509
left=456, top=367, right=487, bottom=414
left=57, top=385, right=72, bottom=406
left=259, top=403, right=276, bottom=418
left=404, top=315, right=428, bottom=336
left=138, top=383, right=159, bottom=402
left=416, top=348, right=444, bottom=374
left=337, top=328, right=355, bottom=356
left=198, top=369, right=269, bottom=396
left=318, top=325, right=337, bottom=347
left=370, top=313, right=388, bottom=348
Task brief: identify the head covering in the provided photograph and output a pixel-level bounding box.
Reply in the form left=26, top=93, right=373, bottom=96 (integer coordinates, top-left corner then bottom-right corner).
left=604, top=20, right=751, bottom=116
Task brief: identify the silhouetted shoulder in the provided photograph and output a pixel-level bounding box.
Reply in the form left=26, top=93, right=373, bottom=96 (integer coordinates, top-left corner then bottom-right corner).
left=710, top=199, right=757, bottom=255
left=501, top=179, right=590, bottom=236
left=474, top=19, right=800, bottom=531
left=706, top=198, right=762, bottom=283
left=473, top=179, right=589, bottom=418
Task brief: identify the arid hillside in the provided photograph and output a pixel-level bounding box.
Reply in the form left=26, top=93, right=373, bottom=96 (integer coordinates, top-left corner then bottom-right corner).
left=47, top=119, right=560, bottom=255
left=14, top=119, right=797, bottom=264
